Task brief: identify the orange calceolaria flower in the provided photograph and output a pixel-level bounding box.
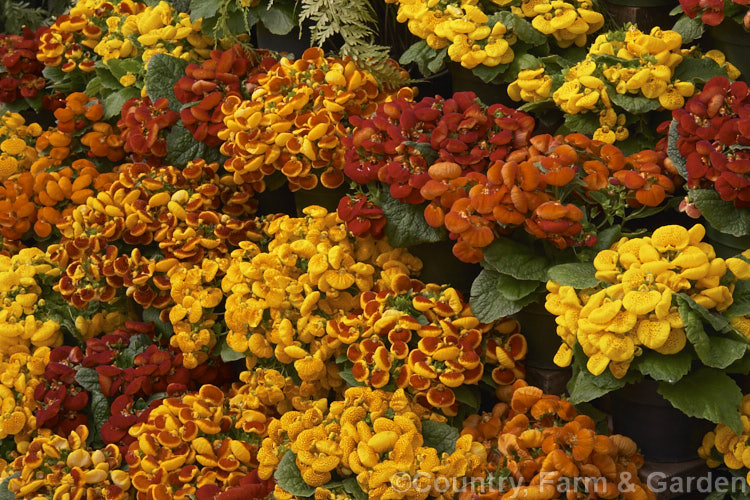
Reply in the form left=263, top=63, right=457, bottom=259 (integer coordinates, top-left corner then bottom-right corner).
left=457, top=381, right=655, bottom=500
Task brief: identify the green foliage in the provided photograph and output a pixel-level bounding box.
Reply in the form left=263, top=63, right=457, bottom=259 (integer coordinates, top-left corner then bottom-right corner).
left=482, top=237, right=550, bottom=281
left=672, top=15, right=705, bottom=44
left=667, top=120, right=688, bottom=180
left=378, top=191, right=448, bottom=248
left=470, top=269, right=540, bottom=322
left=634, top=350, right=692, bottom=383
left=689, top=189, right=750, bottom=237
left=673, top=56, right=728, bottom=85
left=421, top=420, right=459, bottom=455
left=546, top=263, right=599, bottom=289
left=275, top=452, right=316, bottom=497
left=144, top=54, right=189, bottom=112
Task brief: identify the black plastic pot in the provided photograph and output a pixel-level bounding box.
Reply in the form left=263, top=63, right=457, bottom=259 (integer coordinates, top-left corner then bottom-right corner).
left=611, top=379, right=713, bottom=462
left=705, top=226, right=750, bottom=259
left=255, top=23, right=310, bottom=57
left=408, top=240, right=481, bottom=297
left=708, top=19, right=750, bottom=83
left=448, top=63, right=514, bottom=106
left=514, top=301, right=561, bottom=370
left=602, top=0, right=679, bottom=31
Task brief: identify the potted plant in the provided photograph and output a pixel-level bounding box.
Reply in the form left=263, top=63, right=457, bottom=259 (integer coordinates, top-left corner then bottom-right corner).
left=546, top=222, right=750, bottom=461
left=668, top=76, right=750, bottom=257
left=386, top=0, right=605, bottom=104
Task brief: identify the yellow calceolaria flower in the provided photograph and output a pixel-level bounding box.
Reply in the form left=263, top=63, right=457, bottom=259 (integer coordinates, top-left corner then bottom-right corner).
left=258, top=386, right=482, bottom=498
left=0, top=248, right=63, bottom=355
left=6, top=425, right=129, bottom=499
left=0, top=113, right=42, bottom=181
left=547, top=224, right=743, bottom=378
left=0, top=346, right=49, bottom=448
left=168, top=259, right=229, bottom=368
left=700, top=395, right=750, bottom=481
left=222, top=206, right=422, bottom=387
left=387, top=0, right=602, bottom=71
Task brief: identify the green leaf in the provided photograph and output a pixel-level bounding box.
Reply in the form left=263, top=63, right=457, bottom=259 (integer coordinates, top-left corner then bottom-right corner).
left=492, top=12, right=546, bottom=46
left=728, top=280, right=750, bottom=318
left=567, top=368, right=621, bottom=404
left=470, top=269, right=540, bottom=322
left=680, top=299, right=747, bottom=368
left=427, top=48, right=449, bottom=74
left=142, top=307, right=174, bottom=338
left=400, top=40, right=442, bottom=76
left=546, top=263, right=599, bottom=289
left=256, top=2, right=296, bottom=35
left=658, top=368, right=743, bottom=434
left=189, top=0, right=221, bottom=22
left=590, top=54, right=643, bottom=69
left=342, top=478, right=368, bottom=500
left=103, top=86, right=139, bottom=119
left=634, top=350, right=692, bottom=383
left=380, top=193, right=448, bottom=248
left=220, top=337, right=245, bottom=362
left=677, top=294, right=733, bottom=334
left=471, top=63, right=510, bottom=84
left=91, top=391, right=111, bottom=432
left=672, top=15, right=705, bottom=44
left=482, top=237, right=549, bottom=281
left=593, top=226, right=622, bottom=252
left=0, top=474, right=19, bottom=500
left=667, top=120, right=688, bottom=181
left=115, top=334, right=152, bottom=368
left=403, top=141, right=439, bottom=165
left=690, top=188, right=750, bottom=237
left=96, top=67, right=122, bottom=90
left=84, top=76, right=103, bottom=98
left=557, top=112, right=600, bottom=136
left=165, top=124, right=206, bottom=168
left=145, top=54, right=189, bottom=112
left=453, top=385, right=480, bottom=410
left=673, top=57, right=728, bottom=85
left=75, top=367, right=101, bottom=393
left=338, top=365, right=365, bottom=387
left=105, top=58, right=143, bottom=80
left=275, top=452, right=316, bottom=497
left=421, top=420, right=459, bottom=455
left=608, top=89, right=661, bottom=114
left=494, top=273, right=539, bottom=301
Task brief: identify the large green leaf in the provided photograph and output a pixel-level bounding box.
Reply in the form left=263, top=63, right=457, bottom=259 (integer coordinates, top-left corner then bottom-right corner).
left=567, top=343, right=642, bottom=403
left=400, top=40, right=444, bottom=76
left=667, top=120, right=688, bottom=181
left=690, top=188, right=750, bottom=237
left=342, top=478, right=367, bottom=500
left=75, top=366, right=102, bottom=393
left=105, top=58, right=143, bottom=80
left=673, top=57, right=728, bottom=85
left=658, top=368, right=743, bottom=434
left=189, top=0, right=221, bottom=21
left=728, top=280, right=750, bottom=318
left=275, top=452, right=316, bottom=497
left=680, top=299, right=747, bottom=368
left=453, top=385, right=480, bottom=410
left=492, top=12, right=546, bottom=46
left=103, top=86, right=139, bottom=119
left=256, top=2, right=296, bottom=35
left=677, top=294, right=734, bottom=334
left=557, top=112, right=600, bottom=136
left=672, top=15, right=705, bottom=44
left=471, top=63, right=511, bottom=84
left=608, top=89, right=661, bottom=115
left=380, top=193, right=448, bottom=248
left=494, top=273, right=539, bottom=301
left=91, top=391, right=111, bottom=434
left=165, top=124, right=207, bottom=168
left=482, top=237, right=549, bottom=281
left=633, top=350, right=692, bottom=383
left=546, top=262, right=599, bottom=289
left=470, top=269, right=540, bottom=322
left=421, top=420, right=459, bottom=455
left=145, top=54, right=189, bottom=112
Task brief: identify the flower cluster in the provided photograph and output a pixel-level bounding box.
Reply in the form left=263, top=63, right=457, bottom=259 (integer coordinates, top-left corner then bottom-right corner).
left=0, top=112, right=41, bottom=182
left=386, top=0, right=603, bottom=70
left=0, top=27, right=46, bottom=105
left=462, top=381, right=655, bottom=499
left=222, top=206, right=422, bottom=385
left=6, top=425, right=131, bottom=499
left=699, top=395, right=750, bottom=484
left=327, top=278, right=526, bottom=415
left=220, top=47, right=412, bottom=192
left=672, top=76, right=750, bottom=208
left=258, top=386, right=484, bottom=497
left=174, top=45, right=276, bottom=147
left=125, top=384, right=262, bottom=498
left=0, top=346, right=49, bottom=449
left=547, top=224, right=736, bottom=377
left=680, top=0, right=750, bottom=28
left=117, top=96, right=179, bottom=163
left=49, top=160, right=260, bottom=311
left=336, top=193, right=387, bottom=239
